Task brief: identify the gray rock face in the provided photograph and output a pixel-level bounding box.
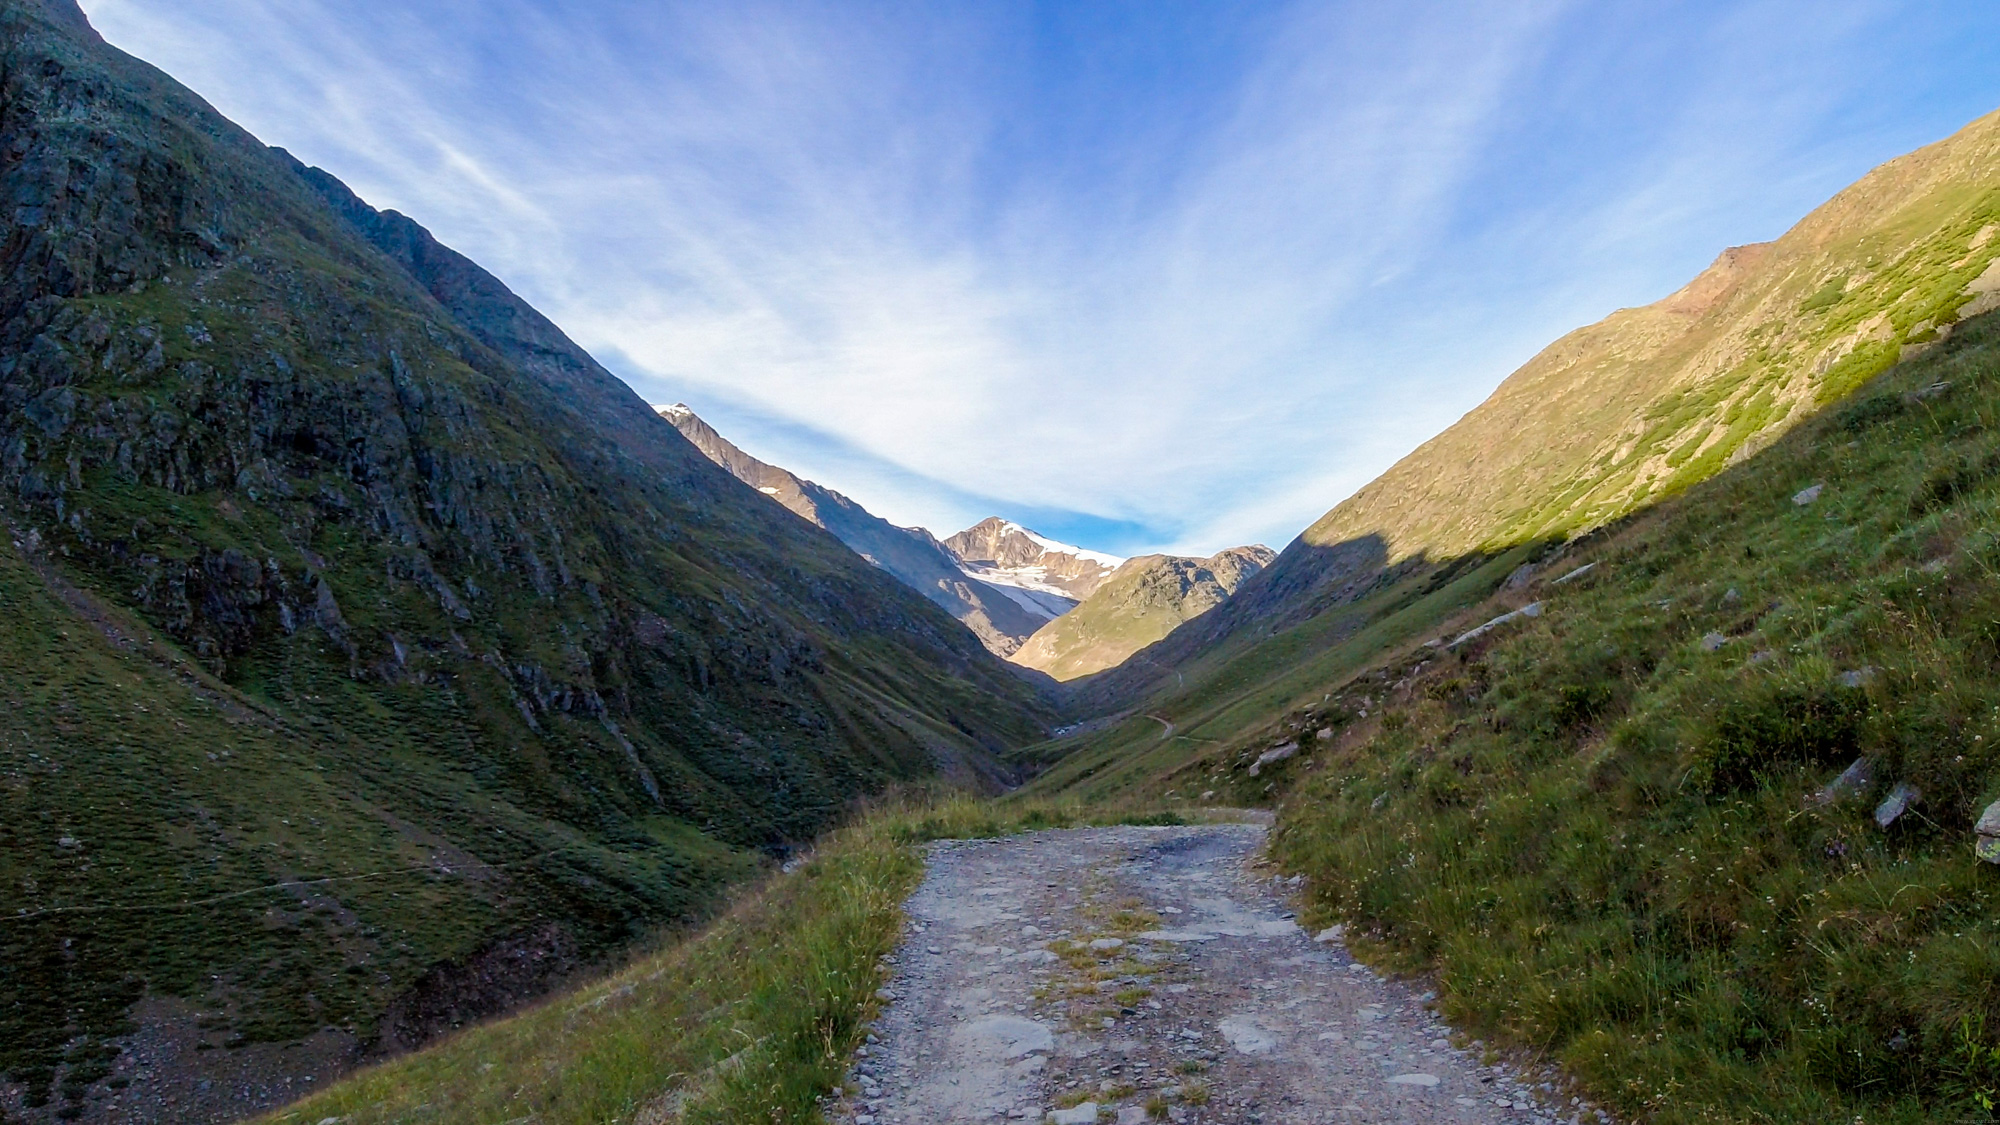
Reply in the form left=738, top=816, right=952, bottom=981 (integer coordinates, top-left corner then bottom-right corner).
left=1977, top=800, right=2000, bottom=862
left=1446, top=602, right=1543, bottom=649
left=1551, top=562, right=1597, bottom=585
left=1811, top=758, right=1876, bottom=806
left=1874, top=783, right=1920, bottom=829
left=1247, top=741, right=1298, bottom=776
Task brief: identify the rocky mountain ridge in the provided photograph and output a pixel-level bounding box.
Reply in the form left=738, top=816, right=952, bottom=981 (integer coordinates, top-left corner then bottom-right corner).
left=940, top=517, right=1125, bottom=616
left=656, top=404, right=1055, bottom=658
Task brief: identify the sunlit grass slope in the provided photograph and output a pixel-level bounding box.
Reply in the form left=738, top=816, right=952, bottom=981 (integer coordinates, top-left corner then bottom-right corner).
left=1308, top=107, right=2000, bottom=563
left=1010, top=547, right=1273, bottom=682
left=1071, top=106, right=2000, bottom=716
left=1227, top=314, right=2000, bottom=1122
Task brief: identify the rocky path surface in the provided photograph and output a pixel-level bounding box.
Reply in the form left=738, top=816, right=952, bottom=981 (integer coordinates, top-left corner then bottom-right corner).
left=829, top=822, right=1607, bottom=1125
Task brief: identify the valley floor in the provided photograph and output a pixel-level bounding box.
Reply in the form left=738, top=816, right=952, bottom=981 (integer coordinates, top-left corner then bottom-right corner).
left=834, top=823, right=1604, bottom=1125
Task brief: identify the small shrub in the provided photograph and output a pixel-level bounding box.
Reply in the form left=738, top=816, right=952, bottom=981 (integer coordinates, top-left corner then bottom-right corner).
left=1942, top=1015, right=2000, bottom=1116
left=1912, top=452, right=2000, bottom=514
left=1554, top=679, right=1619, bottom=729
left=1690, top=683, right=1867, bottom=793
left=1800, top=276, right=1848, bottom=313
left=1835, top=392, right=1905, bottom=433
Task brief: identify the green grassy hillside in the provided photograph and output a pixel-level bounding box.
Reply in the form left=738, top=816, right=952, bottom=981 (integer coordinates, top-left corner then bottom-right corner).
left=1072, top=105, right=2000, bottom=716
left=1009, top=546, right=1273, bottom=681
left=1041, top=308, right=2000, bottom=1122
left=250, top=793, right=1179, bottom=1125
left=0, top=2, right=1048, bottom=1118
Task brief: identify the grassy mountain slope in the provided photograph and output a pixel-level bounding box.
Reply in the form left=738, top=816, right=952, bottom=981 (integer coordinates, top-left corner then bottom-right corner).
left=1063, top=105, right=2000, bottom=728
left=1253, top=312, right=2000, bottom=1123
left=1024, top=301, right=2000, bottom=1125
left=0, top=1, right=1047, bottom=1118
left=659, top=405, right=1052, bottom=657
left=250, top=794, right=1182, bottom=1125
left=1012, top=108, right=2000, bottom=1118
left=1317, top=106, right=2000, bottom=562
left=1009, top=546, right=1274, bottom=682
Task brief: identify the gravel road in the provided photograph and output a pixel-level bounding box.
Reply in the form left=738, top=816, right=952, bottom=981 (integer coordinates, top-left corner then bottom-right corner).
left=827, top=822, right=1609, bottom=1125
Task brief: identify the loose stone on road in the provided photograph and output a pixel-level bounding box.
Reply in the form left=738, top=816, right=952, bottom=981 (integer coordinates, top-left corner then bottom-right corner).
left=830, top=822, right=1604, bottom=1124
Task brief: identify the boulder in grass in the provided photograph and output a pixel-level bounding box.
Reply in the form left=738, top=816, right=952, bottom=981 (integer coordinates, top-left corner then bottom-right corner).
left=1809, top=758, right=1875, bottom=807
left=1248, top=742, right=1298, bottom=776
left=1874, top=783, right=1920, bottom=829
left=1793, top=483, right=1824, bottom=506
left=1551, top=562, right=1597, bottom=585
left=1977, top=800, right=2000, bottom=863
left=1446, top=602, right=1543, bottom=649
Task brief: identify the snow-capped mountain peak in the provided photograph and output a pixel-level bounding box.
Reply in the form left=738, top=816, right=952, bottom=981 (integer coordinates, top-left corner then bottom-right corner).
left=942, top=517, right=1126, bottom=609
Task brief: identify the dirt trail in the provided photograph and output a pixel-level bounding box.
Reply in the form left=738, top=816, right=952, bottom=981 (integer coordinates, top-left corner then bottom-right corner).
left=829, top=822, right=1604, bottom=1125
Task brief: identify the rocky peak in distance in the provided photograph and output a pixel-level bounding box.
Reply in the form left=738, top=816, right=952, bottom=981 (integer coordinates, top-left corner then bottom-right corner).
left=942, top=517, right=1126, bottom=607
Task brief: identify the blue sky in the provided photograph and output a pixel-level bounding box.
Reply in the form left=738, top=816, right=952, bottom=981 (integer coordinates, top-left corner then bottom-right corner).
left=79, top=0, right=2000, bottom=556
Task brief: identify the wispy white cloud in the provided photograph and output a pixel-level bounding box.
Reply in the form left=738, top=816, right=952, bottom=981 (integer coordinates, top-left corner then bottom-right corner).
left=78, top=0, right=2000, bottom=554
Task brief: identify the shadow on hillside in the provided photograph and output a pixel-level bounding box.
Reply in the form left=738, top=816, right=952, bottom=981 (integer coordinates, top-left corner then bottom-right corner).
left=1057, top=302, right=2000, bottom=732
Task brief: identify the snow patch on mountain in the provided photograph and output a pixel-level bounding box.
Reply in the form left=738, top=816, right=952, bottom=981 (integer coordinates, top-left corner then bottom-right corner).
left=969, top=573, right=1078, bottom=620
left=942, top=517, right=1126, bottom=605
left=997, top=522, right=1127, bottom=570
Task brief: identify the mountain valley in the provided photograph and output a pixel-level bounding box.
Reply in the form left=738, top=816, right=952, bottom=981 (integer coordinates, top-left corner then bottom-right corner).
left=657, top=405, right=1282, bottom=678
left=6, top=2, right=2000, bottom=1124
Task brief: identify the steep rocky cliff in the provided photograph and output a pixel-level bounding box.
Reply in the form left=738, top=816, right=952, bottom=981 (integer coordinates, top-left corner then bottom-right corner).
left=0, top=2, right=1048, bottom=1118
